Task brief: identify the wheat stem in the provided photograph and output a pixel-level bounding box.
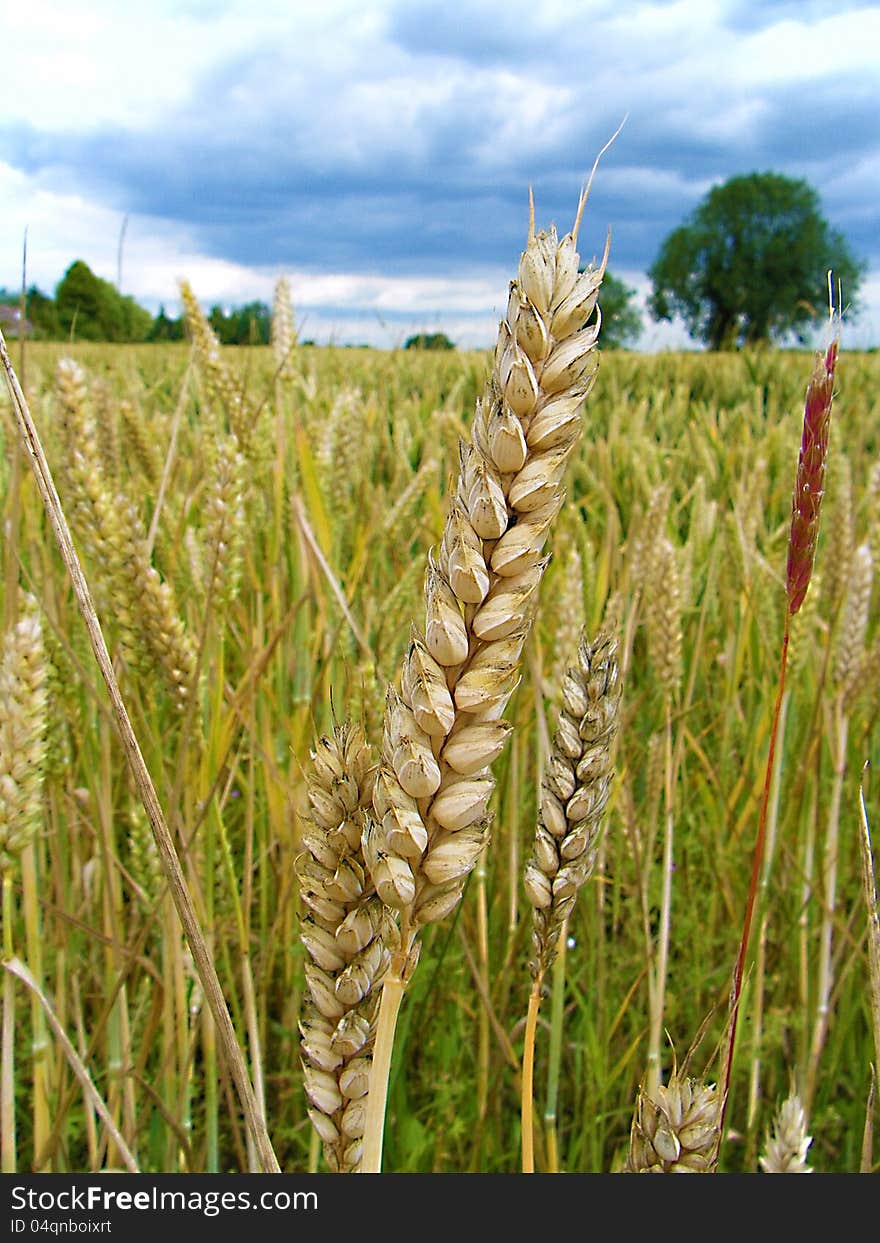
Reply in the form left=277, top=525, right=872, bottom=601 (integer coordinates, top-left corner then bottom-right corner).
left=543, top=924, right=568, bottom=1173
left=857, top=765, right=880, bottom=1084
left=520, top=979, right=542, bottom=1172
left=1, top=872, right=16, bottom=1173
left=804, top=692, right=849, bottom=1113
left=361, top=958, right=406, bottom=1173
left=3, top=957, right=140, bottom=1172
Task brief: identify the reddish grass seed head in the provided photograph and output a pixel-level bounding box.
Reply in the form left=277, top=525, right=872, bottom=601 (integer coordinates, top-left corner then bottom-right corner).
left=786, top=338, right=838, bottom=616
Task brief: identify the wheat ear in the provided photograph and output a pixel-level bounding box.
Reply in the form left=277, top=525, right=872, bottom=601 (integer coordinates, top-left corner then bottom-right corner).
left=625, top=1071, right=721, bottom=1173
left=521, top=628, right=621, bottom=1170
left=360, top=186, right=608, bottom=1172
left=758, top=1092, right=813, bottom=1173
left=0, top=326, right=280, bottom=1173
left=0, top=596, right=49, bottom=1175
left=297, top=723, right=397, bottom=1171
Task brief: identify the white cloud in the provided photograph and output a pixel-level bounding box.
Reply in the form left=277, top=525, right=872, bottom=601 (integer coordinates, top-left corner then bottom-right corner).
left=1, top=1, right=877, bottom=347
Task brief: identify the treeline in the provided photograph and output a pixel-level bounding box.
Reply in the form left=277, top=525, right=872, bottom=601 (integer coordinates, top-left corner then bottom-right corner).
left=2, top=260, right=647, bottom=350
left=0, top=259, right=272, bottom=345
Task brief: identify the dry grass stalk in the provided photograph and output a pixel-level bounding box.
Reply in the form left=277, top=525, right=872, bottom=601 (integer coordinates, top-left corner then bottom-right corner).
left=625, top=1071, right=720, bottom=1173
left=758, top=1092, right=813, bottom=1173
left=297, top=723, right=397, bottom=1172
left=720, top=326, right=840, bottom=1157
left=360, top=186, right=608, bottom=1172
left=857, top=765, right=880, bottom=1103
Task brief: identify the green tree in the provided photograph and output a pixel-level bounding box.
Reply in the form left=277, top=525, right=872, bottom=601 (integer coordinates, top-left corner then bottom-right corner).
left=648, top=172, right=865, bottom=349
left=404, top=332, right=455, bottom=350
left=25, top=286, right=60, bottom=339
left=598, top=270, right=643, bottom=349
left=208, top=301, right=271, bottom=345
left=55, top=260, right=152, bottom=342
left=148, top=305, right=186, bottom=341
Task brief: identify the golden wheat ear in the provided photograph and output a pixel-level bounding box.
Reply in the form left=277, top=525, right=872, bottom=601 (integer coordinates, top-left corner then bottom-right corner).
left=758, top=1092, right=813, bottom=1173
left=625, top=1071, right=721, bottom=1173
left=297, top=722, right=399, bottom=1173
left=360, top=190, right=610, bottom=1173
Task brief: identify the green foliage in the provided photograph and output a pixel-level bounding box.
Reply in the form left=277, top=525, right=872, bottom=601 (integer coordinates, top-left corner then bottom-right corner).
left=648, top=172, right=865, bottom=349
left=208, top=301, right=271, bottom=345
left=598, top=269, right=643, bottom=349
left=55, top=260, right=153, bottom=343
left=404, top=331, right=456, bottom=351
left=25, top=286, right=60, bottom=339
left=147, top=304, right=186, bottom=342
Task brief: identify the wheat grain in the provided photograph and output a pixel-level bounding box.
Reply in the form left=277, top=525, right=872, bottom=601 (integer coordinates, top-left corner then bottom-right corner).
left=821, top=452, right=853, bottom=618
left=625, top=1072, right=720, bottom=1173
left=179, top=280, right=251, bottom=446
left=758, top=1092, right=813, bottom=1173
left=0, top=598, right=49, bottom=872
left=646, top=536, right=683, bottom=701
left=201, top=432, right=247, bottom=616
left=365, top=192, right=607, bottom=965
left=524, top=629, right=621, bottom=981
left=118, top=399, right=160, bottom=489
left=297, top=723, right=397, bottom=1172
left=832, top=542, right=872, bottom=705
left=271, top=276, right=297, bottom=377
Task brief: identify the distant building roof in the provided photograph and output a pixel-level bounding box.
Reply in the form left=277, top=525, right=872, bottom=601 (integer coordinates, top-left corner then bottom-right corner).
left=0, top=305, right=33, bottom=335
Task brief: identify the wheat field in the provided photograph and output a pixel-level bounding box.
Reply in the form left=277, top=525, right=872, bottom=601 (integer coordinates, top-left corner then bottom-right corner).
left=1, top=286, right=878, bottom=1172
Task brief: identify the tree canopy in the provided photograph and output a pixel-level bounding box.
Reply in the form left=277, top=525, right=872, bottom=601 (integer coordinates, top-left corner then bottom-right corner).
left=598, top=270, right=643, bottom=349
left=404, top=332, right=456, bottom=351
left=648, top=172, right=865, bottom=350
left=208, top=300, right=271, bottom=345
left=55, top=260, right=153, bottom=342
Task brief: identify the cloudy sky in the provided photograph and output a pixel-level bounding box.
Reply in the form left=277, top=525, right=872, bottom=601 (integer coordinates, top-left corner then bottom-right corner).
left=2, top=0, right=878, bottom=349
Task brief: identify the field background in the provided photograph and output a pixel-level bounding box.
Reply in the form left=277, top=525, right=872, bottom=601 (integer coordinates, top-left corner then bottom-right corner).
left=1, top=338, right=878, bottom=1173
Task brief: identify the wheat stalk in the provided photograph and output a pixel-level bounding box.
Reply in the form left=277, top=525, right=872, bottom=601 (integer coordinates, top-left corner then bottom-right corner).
left=521, top=628, right=621, bottom=1170
left=0, top=326, right=280, bottom=1174
left=359, top=179, right=609, bottom=1172
left=0, top=595, right=48, bottom=1173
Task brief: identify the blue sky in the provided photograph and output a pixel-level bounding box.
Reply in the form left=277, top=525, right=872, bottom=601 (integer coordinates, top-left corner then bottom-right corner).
left=1, top=0, right=878, bottom=349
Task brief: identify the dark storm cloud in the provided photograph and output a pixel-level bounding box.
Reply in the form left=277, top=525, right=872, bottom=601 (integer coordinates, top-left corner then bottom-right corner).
left=1, top=0, right=877, bottom=304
